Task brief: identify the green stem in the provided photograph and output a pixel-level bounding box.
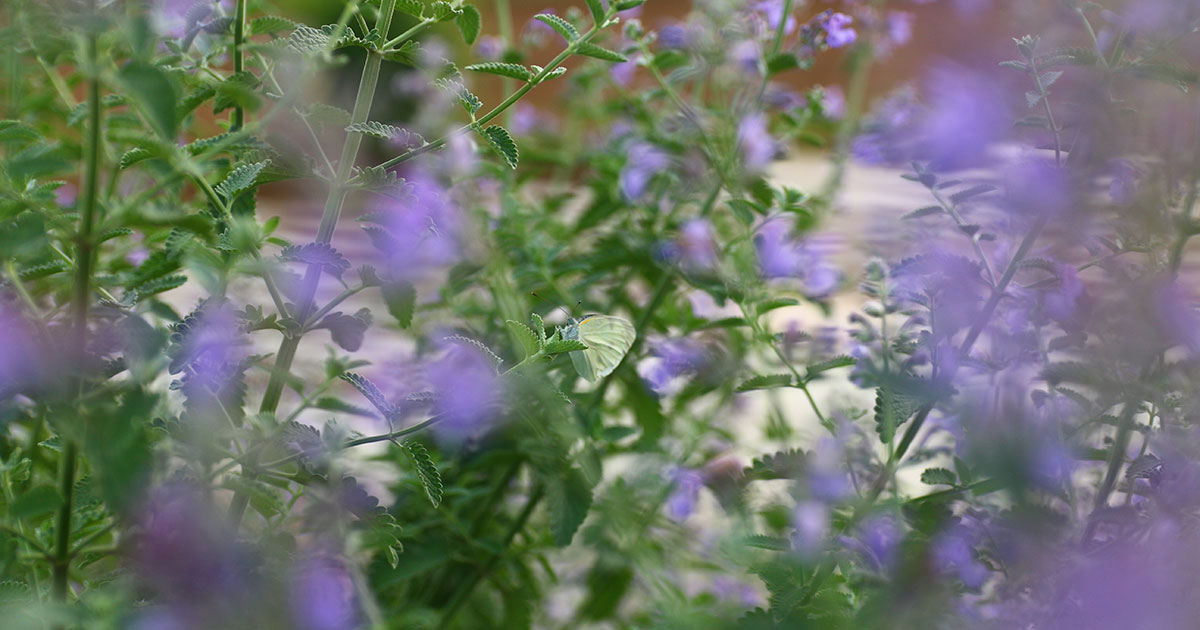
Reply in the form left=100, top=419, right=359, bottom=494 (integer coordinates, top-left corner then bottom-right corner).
left=370, top=12, right=612, bottom=174
left=231, top=0, right=247, bottom=130
left=436, top=484, right=544, bottom=630
left=231, top=0, right=400, bottom=531
left=381, top=17, right=434, bottom=50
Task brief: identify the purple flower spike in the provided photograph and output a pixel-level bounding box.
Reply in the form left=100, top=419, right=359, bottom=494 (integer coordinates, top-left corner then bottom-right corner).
left=619, top=141, right=670, bottom=201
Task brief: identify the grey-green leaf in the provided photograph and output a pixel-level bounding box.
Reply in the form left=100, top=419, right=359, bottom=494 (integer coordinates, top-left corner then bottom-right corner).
left=546, top=467, right=593, bottom=547
left=382, top=280, right=416, bottom=328
left=119, top=61, right=177, bottom=139
left=482, top=125, right=519, bottom=169
left=455, top=5, right=482, bottom=44
left=574, top=42, right=627, bottom=63
left=403, top=440, right=443, bottom=507
left=534, top=13, right=579, bottom=41
left=736, top=374, right=794, bottom=392
left=214, top=160, right=270, bottom=198
left=464, top=62, right=535, bottom=82
left=920, top=467, right=958, bottom=486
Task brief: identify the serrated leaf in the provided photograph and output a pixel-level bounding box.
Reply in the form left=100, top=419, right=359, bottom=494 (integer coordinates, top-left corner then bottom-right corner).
left=546, top=467, right=592, bottom=547
left=340, top=372, right=398, bottom=419
left=743, top=535, right=793, bottom=551
left=119, top=147, right=156, bottom=169
left=874, top=384, right=923, bottom=443
left=1039, top=70, right=1063, bottom=88
left=534, top=13, right=579, bottom=41
left=133, top=274, right=187, bottom=297
left=250, top=15, right=296, bottom=35
left=279, top=242, right=352, bottom=280
left=403, top=440, right=443, bottom=507
left=544, top=339, right=588, bottom=354
left=901, top=205, right=944, bottom=220
left=382, top=280, right=416, bottom=328
left=531, top=313, right=547, bottom=345
left=444, top=335, right=504, bottom=367
left=455, top=5, right=481, bottom=44
left=431, top=1, right=461, bottom=21
left=506, top=320, right=540, bottom=359
left=317, top=308, right=372, bottom=351
left=805, top=356, right=856, bottom=379
left=214, top=160, right=270, bottom=198
left=920, top=467, right=958, bottom=486
left=736, top=374, right=794, bottom=392
left=481, top=125, right=519, bottom=169
left=949, top=184, right=996, bottom=205
left=574, top=42, right=627, bottom=63
left=346, top=120, right=410, bottom=140
left=395, top=0, right=425, bottom=18
left=1025, top=91, right=1043, bottom=108
left=464, top=62, right=535, bottom=82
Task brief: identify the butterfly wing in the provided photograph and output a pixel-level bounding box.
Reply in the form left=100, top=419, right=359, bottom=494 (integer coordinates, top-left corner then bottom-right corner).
left=570, top=315, right=636, bottom=382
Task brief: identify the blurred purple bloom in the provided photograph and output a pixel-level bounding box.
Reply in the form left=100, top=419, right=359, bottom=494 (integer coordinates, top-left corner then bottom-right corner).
left=55, top=183, right=77, bottom=206
left=1154, top=279, right=1200, bottom=356
left=373, top=171, right=461, bottom=281
left=817, top=85, right=846, bottom=119
left=0, top=306, right=42, bottom=398
left=658, top=23, right=690, bottom=50
left=817, top=11, right=856, bottom=48
left=754, top=221, right=842, bottom=297
left=639, top=336, right=708, bottom=394
left=711, top=576, right=765, bottom=608
left=1040, top=262, right=1087, bottom=326
left=609, top=56, right=638, bottom=86
left=620, top=141, right=670, bottom=201
left=1107, top=159, right=1138, bottom=204
left=132, top=482, right=250, bottom=601
left=474, top=35, right=503, bottom=61
left=665, top=468, right=705, bottom=521
left=932, top=527, right=989, bottom=589
left=291, top=553, right=361, bottom=630
left=731, top=39, right=761, bottom=73
left=792, top=500, right=830, bottom=556
left=1002, top=158, right=1074, bottom=217
left=918, top=65, right=1009, bottom=168
left=427, top=339, right=502, bottom=440
left=510, top=103, right=539, bottom=136
left=851, top=87, right=921, bottom=165
left=886, top=11, right=914, bottom=46
left=677, top=219, right=718, bottom=269
left=753, top=0, right=798, bottom=35
left=739, top=113, right=777, bottom=172
left=855, top=514, right=902, bottom=571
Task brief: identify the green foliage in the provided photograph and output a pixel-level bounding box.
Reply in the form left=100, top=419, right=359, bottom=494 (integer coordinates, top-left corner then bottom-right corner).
left=403, top=440, right=443, bottom=507
left=481, top=125, right=519, bottom=169
left=464, top=62, right=536, bottom=82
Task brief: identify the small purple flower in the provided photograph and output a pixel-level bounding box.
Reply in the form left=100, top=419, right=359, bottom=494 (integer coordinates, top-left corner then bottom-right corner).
left=676, top=219, right=718, bottom=269
left=619, top=141, right=670, bottom=201
left=291, top=553, right=361, bottom=630
left=739, top=113, right=777, bottom=172
left=855, top=514, right=902, bottom=571
left=510, top=103, right=539, bottom=136
left=1041, top=262, right=1087, bottom=326
left=918, top=64, right=1009, bottom=168
left=427, top=338, right=502, bottom=441
left=609, top=56, right=639, bottom=86
left=0, top=306, right=43, bottom=399
left=1154, top=279, right=1200, bottom=356
left=754, top=221, right=842, bottom=297
left=817, top=11, right=856, bottom=49
left=665, top=468, right=705, bottom=521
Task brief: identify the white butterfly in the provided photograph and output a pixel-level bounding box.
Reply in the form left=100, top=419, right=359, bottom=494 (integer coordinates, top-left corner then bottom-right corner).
left=560, top=314, right=636, bottom=382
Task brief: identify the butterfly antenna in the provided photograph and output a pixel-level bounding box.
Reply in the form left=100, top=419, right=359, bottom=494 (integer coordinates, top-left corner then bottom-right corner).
left=531, top=291, right=574, bottom=321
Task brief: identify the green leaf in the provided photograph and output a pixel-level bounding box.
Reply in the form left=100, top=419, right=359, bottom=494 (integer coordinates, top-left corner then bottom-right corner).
left=340, top=372, right=398, bottom=418
left=804, top=355, right=856, bottom=380
left=119, top=147, right=157, bottom=169
left=506, top=320, right=541, bottom=359
left=874, top=384, right=922, bottom=443
left=481, top=125, right=519, bottom=169
left=736, top=374, right=794, bottom=392
left=345, top=120, right=418, bottom=143
left=443, top=335, right=504, bottom=367
left=901, top=205, right=944, bottom=220
left=743, top=535, right=793, bottom=551
left=214, top=160, right=270, bottom=199
left=531, top=313, right=547, bottom=345
left=464, top=62, right=535, bottom=82
left=382, top=280, right=416, bottom=328
left=249, top=15, right=297, bottom=35
left=279, top=242, right=352, bottom=280
left=534, top=13, right=579, bottom=41
left=584, top=0, right=604, bottom=25
left=949, top=184, right=996, bottom=205
left=119, top=61, right=177, bottom=139
left=455, top=5, right=481, bottom=44
left=395, top=0, right=425, bottom=18
left=213, top=71, right=261, bottom=114
left=578, top=561, right=633, bottom=620
left=544, top=339, right=587, bottom=354
left=766, top=52, right=799, bottom=75
left=9, top=486, right=62, bottom=521
left=546, top=467, right=592, bottom=547
left=403, top=440, right=443, bottom=507
left=920, top=467, right=958, bottom=486
left=573, top=42, right=627, bottom=63
left=83, top=390, right=155, bottom=514
left=431, top=1, right=461, bottom=21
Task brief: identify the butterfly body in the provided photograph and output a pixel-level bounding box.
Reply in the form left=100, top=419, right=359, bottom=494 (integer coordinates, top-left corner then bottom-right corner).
left=561, top=314, right=636, bottom=382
